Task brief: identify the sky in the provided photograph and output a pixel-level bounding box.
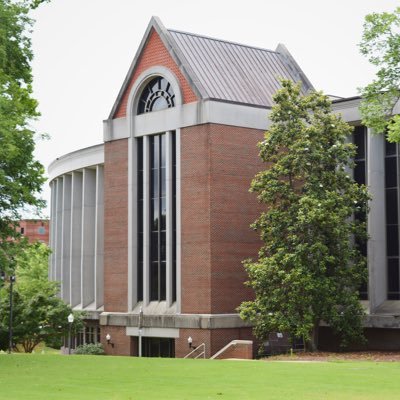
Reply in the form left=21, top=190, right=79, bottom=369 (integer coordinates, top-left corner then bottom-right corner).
left=29, top=0, right=399, bottom=216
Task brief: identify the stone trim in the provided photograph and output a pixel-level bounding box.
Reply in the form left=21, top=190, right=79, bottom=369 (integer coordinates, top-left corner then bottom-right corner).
left=99, top=312, right=252, bottom=329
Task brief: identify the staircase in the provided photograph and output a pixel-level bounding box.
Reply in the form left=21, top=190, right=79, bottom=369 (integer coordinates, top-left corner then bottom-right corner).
left=183, top=340, right=253, bottom=360
left=210, top=340, right=253, bottom=360
left=184, top=343, right=206, bottom=359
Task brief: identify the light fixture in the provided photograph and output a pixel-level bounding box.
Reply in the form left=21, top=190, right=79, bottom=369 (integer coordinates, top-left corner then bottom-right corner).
left=67, top=313, right=74, bottom=355
left=188, top=336, right=196, bottom=349
left=106, top=333, right=114, bottom=347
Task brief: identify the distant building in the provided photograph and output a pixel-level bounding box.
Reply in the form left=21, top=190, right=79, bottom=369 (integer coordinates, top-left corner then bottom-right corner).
left=19, top=219, right=49, bottom=244
left=48, top=17, right=400, bottom=357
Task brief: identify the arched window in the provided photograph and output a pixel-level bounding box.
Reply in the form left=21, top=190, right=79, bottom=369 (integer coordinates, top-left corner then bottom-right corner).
left=137, top=77, right=175, bottom=114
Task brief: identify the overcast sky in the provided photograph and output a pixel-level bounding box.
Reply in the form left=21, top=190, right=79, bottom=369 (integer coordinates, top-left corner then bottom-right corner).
left=29, top=0, right=399, bottom=216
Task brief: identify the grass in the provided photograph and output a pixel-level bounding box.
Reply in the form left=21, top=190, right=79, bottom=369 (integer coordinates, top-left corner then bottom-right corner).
left=0, top=354, right=400, bottom=399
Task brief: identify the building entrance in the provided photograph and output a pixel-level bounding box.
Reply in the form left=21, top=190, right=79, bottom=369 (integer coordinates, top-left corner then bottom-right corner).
left=142, top=337, right=175, bottom=357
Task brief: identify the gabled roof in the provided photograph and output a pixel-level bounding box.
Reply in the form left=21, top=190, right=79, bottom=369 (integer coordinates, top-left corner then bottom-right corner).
left=168, top=31, right=314, bottom=108
left=109, top=17, right=314, bottom=118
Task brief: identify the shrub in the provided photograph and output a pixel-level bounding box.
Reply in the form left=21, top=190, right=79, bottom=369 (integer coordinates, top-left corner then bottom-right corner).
left=45, top=336, right=62, bottom=350
left=74, top=343, right=104, bottom=355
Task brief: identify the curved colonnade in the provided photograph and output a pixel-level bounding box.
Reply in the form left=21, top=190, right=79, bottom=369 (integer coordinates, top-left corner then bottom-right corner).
left=48, top=144, right=105, bottom=310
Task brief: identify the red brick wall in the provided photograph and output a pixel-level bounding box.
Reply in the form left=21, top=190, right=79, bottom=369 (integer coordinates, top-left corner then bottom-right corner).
left=104, top=139, right=129, bottom=312
left=100, top=325, right=133, bottom=356
left=175, top=328, right=211, bottom=358
left=175, top=327, right=255, bottom=358
left=114, top=28, right=197, bottom=118
left=180, top=123, right=264, bottom=315
left=19, top=220, right=49, bottom=244
left=209, top=124, right=264, bottom=313
left=180, top=125, right=212, bottom=314
left=210, top=328, right=255, bottom=357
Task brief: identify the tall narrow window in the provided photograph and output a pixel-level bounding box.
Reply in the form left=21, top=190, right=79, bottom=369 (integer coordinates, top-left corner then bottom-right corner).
left=385, top=139, right=400, bottom=299
left=353, top=126, right=368, bottom=300
left=137, top=137, right=144, bottom=301
left=136, top=76, right=177, bottom=303
left=150, top=135, right=167, bottom=301
left=136, top=131, right=177, bottom=304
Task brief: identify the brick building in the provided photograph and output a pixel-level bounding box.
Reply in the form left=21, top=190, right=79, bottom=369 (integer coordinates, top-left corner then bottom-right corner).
left=48, top=17, right=400, bottom=357
left=19, top=219, right=49, bottom=244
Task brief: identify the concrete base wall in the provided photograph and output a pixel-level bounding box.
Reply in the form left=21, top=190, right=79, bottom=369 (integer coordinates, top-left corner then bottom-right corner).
left=319, top=326, right=400, bottom=351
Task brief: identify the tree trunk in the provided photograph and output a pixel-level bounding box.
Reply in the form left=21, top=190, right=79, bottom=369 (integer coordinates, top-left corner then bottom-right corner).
left=306, top=323, right=320, bottom=352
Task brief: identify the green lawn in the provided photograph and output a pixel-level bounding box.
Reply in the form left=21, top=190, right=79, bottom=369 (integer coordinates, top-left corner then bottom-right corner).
left=0, top=354, right=399, bottom=399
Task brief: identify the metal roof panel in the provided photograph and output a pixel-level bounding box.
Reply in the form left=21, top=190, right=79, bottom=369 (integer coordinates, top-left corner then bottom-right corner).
left=168, top=29, right=313, bottom=107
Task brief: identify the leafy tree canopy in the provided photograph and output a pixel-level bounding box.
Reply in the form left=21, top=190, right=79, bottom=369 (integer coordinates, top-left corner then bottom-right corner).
left=239, top=80, right=370, bottom=351
left=0, top=243, right=83, bottom=353
left=0, top=0, right=47, bottom=263
left=359, top=7, right=400, bottom=142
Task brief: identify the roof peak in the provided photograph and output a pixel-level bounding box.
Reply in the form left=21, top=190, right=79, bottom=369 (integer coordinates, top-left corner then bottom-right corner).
left=109, top=16, right=314, bottom=118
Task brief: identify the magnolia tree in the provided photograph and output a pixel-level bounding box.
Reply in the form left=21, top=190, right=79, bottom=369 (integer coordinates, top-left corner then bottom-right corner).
left=239, top=80, right=370, bottom=351
left=359, top=7, right=400, bottom=141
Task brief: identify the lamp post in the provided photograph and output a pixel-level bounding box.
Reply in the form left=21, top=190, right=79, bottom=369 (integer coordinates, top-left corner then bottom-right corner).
left=138, top=306, right=143, bottom=357
left=67, top=313, right=74, bottom=355
left=8, top=275, right=15, bottom=354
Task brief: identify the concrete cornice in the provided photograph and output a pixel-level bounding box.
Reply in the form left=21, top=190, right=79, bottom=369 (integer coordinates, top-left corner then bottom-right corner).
left=48, top=143, right=104, bottom=182
left=99, top=310, right=400, bottom=330
left=104, top=95, right=369, bottom=143
left=104, top=100, right=271, bottom=142
left=99, top=312, right=252, bottom=330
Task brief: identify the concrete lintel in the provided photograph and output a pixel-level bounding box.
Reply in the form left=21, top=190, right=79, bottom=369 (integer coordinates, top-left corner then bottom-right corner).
left=99, top=312, right=251, bottom=329
left=331, top=99, right=362, bottom=123
left=80, top=310, right=101, bottom=320
left=103, top=117, right=128, bottom=141
left=103, top=96, right=366, bottom=143
left=126, top=327, right=180, bottom=338
left=364, top=314, right=400, bottom=329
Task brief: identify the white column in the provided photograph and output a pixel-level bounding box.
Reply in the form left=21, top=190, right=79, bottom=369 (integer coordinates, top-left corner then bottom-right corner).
left=81, top=168, right=96, bottom=308
left=62, top=174, right=72, bottom=303
left=367, top=129, right=386, bottom=312
left=55, top=177, right=63, bottom=283
left=95, top=165, right=104, bottom=309
left=143, top=135, right=150, bottom=306
left=49, top=180, right=57, bottom=281
left=128, top=137, right=138, bottom=310
left=176, top=129, right=182, bottom=313
left=70, top=171, right=83, bottom=307
left=166, top=131, right=173, bottom=306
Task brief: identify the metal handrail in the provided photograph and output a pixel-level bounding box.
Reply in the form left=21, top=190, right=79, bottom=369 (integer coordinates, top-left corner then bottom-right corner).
left=184, top=343, right=206, bottom=359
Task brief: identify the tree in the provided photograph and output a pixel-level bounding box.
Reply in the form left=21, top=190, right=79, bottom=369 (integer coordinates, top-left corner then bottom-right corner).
left=0, top=243, right=83, bottom=352
left=359, top=7, right=400, bottom=142
left=239, top=80, right=370, bottom=351
left=0, top=0, right=47, bottom=267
